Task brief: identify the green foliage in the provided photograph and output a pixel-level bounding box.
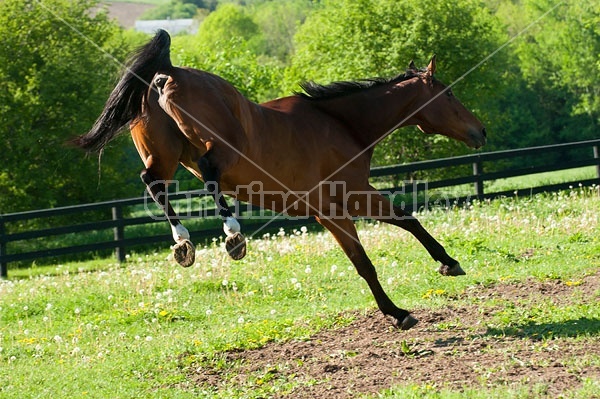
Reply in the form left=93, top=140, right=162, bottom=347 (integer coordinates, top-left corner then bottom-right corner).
left=196, top=3, right=262, bottom=49
left=497, top=0, right=600, bottom=143
left=172, top=4, right=284, bottom=103
left=285, top=0, right=507, bottom=171
left=0, top=0, right=139, bottom=213
left=0, top=0, right=597, bottom=215
left=250, top=0, right=315, bottom=61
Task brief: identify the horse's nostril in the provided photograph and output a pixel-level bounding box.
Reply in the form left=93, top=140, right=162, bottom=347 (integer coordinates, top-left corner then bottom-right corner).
left=482, top=127, right=487, bottom=138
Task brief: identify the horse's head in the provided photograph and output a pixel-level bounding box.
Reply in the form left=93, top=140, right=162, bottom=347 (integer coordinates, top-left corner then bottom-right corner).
left=409, top=56, right=486, bottom=149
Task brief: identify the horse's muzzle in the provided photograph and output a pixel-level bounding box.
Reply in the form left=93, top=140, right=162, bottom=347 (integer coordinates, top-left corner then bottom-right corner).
left=468, top=127, right=487, bottom=149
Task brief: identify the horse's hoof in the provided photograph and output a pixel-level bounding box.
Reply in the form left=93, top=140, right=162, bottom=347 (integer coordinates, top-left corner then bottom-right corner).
left=225, top=232, right=246, bottom=260
left=399, top=314, right=419, bottom=330
left=173, top=239, right=195, bottom=267
left=439, top=262, right=466, bottom=276
left=387, top=314, right=419, bottom=330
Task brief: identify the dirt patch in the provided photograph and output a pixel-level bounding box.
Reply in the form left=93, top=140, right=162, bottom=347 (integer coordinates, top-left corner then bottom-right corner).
left=103, top=2, right=156, bottom=28
left=185, top=273, right=600, bottom=397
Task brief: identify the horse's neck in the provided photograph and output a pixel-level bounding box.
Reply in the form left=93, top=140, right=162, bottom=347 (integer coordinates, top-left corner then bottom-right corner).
left=314, top=81, right=420, bottom=146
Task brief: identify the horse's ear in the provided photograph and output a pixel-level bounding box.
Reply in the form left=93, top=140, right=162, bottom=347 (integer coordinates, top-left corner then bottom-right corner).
left=426, top=55, right=437, bottom=76
left=408, top=60, right=417, bottom=71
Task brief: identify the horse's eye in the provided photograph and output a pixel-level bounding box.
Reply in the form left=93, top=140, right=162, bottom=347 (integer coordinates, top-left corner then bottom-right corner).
left=446, top=89, right=453, bottom=97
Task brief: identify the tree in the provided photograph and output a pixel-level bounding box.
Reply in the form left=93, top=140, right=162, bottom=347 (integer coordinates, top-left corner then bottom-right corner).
left=251, top=0, right=315, bottom=62
left=195, top=3, right=262, bottom=50
left=171, top=2, right=284, bottom=103
left=0, top=0, right=138, bottom=213
left=500, top=0, right=599, bottom=143
left=285, top=0, right=507, bottom=169
left=172, top=34, right=283, bottom=103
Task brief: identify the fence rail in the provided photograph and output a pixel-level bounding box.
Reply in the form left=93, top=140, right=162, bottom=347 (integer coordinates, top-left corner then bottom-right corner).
left=2, top=139, right=599, bottom=278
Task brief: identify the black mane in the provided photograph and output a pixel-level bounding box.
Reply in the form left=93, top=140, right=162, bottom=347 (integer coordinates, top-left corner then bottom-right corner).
left=296, top=69, right=423, bottom=100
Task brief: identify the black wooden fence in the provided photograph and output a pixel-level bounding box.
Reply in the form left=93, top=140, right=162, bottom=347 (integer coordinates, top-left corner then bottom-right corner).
left=1, top=139, right=599, bottom=278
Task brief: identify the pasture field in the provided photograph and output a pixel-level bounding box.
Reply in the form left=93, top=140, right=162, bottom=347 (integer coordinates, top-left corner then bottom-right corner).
left=1, top=188, right=599, bottom=398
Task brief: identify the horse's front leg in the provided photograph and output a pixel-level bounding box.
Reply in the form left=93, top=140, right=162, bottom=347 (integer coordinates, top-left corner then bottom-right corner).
left=365, top=188, right=465, bottom=276
left=141, top=169, right=196, bottom=267
left=198, top=153, right=246, bottom=260
left=316, top=215, right=418, bottom=330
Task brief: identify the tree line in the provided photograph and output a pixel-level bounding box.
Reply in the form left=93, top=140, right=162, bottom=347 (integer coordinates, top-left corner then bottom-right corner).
left=0, top=0, right=598, bottom=214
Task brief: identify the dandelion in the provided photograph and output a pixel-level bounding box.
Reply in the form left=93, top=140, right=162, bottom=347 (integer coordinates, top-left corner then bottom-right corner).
left=305, top=266, right=312, bottom=274
left=206, top=309, right=213, bottom=316
left=74, top=308, right=81, bottom=315
left=53, top=335, right=63, bottom=343
left=145, top=336, right=153, bottom=342
left=237, top=316, right=245, bottom=324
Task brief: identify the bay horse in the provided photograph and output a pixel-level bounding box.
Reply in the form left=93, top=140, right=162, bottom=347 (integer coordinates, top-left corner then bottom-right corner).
left=73, top=30, right=486, bottom=330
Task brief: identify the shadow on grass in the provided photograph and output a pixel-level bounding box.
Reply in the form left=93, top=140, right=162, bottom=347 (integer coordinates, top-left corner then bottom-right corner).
left=485, top=317, right=600, bottom=339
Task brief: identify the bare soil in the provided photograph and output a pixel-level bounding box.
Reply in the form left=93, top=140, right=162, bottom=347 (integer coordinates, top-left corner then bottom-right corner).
left=103, top=2, right=156, bottom=28
left=185, top=272, right=600, bottom=398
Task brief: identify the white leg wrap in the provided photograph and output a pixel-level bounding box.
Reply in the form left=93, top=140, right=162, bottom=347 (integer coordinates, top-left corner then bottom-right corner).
left=171, top=223, right=190, bottom=243
left=223, top=216, right=241, bottom=237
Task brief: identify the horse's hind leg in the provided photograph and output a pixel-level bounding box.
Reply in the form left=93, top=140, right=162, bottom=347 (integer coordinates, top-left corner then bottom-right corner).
left=197, top=150, right=246, bottom=260
left=140, top=166, right=196, bottom=267
left=316, top=215, right=418, bottom=330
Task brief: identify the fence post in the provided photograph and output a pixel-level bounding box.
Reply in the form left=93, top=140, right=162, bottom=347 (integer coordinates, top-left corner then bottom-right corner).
left=594, top=145, right=600, bottom=183
left=112, top=206, right=125, bottom=263
left=0, top=217, right=7, bottom=279
left=472, top=160, right=484, bottom=201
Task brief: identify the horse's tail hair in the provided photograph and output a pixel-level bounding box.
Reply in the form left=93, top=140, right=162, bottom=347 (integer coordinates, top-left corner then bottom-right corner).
left=71, top=29, right=172, bottom=153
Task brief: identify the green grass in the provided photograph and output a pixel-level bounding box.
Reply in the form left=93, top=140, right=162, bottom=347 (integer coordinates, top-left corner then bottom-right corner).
left=375, top=166, right=598, bottom=209
left=1, top=187, right=599, bottom=398
left=487, top=166, right=597, bottom=193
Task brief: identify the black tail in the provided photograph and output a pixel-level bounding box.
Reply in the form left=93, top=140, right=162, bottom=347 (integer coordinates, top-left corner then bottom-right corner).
left=72, top=29, right=172, bottom=153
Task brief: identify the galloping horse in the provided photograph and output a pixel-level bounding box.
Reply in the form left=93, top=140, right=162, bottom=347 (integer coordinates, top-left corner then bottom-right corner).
left=73, top=30, right=486, bottom=330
